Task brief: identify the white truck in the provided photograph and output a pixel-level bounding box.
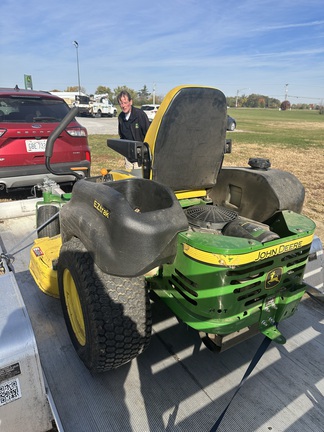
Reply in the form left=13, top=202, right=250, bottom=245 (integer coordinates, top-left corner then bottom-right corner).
left=50, top=92, right=91, bottom=116
left=89, top=95, right=117, bottom=117
left=49, top=92, right=117, bottom=118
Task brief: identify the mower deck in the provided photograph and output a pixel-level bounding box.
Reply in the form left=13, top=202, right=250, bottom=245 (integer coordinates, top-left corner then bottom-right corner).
left=1, top=207, right=323, bottom=432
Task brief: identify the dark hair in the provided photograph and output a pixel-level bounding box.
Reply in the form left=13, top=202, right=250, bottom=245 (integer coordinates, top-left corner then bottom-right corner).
left=117, top=90, right=132, bottom=103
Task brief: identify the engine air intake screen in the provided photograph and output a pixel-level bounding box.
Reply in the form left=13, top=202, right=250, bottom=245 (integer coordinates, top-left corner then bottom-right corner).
left=185, top=205, right=238, bottom=230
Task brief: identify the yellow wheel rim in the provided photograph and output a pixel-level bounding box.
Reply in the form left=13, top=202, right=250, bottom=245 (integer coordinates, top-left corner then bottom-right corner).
left=63, top=269, right=86, bottom=346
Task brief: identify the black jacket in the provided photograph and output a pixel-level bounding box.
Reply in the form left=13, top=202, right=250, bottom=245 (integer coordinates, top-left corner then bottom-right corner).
left=118, top=106, right=150, bottom=142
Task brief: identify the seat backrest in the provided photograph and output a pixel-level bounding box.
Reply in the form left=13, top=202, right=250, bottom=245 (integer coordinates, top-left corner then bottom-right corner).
left=144, top=85, right=227, bottom=192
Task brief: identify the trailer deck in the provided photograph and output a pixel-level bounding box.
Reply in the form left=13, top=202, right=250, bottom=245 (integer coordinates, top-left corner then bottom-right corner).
left=0, top=202, right=323, bottom=432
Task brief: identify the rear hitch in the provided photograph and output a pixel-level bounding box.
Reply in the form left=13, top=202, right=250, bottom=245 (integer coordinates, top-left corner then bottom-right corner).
left=260, top=325, right=286, bottom=344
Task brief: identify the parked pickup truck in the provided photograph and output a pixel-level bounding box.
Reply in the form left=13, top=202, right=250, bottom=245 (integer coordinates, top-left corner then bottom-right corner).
left=89, top=96, right=117, bottom=117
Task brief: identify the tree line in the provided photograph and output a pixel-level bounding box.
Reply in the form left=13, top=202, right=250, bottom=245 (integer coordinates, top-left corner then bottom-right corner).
left=55, top=84, right=161, bottom=107
left=227, top=94, right=322, bottom=110
left=55, top=85, right=322, bottom=110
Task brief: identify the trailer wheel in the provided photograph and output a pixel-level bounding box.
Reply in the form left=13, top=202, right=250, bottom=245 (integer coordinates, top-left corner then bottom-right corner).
left=37, top=205, right=60, bottom=238
left=57, top=237, right=152, bottom=372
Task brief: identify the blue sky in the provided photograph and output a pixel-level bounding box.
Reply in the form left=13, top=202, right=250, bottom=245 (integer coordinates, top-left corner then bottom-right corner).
left=1, top=0, right=324, bottom=103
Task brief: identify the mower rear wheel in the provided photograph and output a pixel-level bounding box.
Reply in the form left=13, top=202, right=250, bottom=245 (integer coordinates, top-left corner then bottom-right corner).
left=37, top=205, right=60, bottom=238
left=57, top=237, right=152, bottom=372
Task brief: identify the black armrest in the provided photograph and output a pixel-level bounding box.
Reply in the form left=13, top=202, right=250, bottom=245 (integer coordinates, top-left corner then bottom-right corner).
left=107, top=139, right=151, bottom=178
left=107, top=139, right=143, bottom=163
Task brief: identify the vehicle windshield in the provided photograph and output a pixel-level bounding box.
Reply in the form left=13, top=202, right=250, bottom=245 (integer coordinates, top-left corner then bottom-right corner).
left=141, top=105, right=158, bottom=111
left=0, top=96, right=70, bottom=122
left=75, top=95, right=90, bottom=104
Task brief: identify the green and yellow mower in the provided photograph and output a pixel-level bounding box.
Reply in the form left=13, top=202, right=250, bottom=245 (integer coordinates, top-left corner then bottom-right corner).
left=30, top=85, right=315, bottom=372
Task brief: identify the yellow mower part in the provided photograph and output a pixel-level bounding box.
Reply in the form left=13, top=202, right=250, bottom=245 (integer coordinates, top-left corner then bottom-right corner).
left=109, top=170, right=135, bottom=181
left=62, top=268, right=86, bottom=346
left=175, top=189, right=207, bottom=200
left=29, top=235, right=62, bottom=298
left=183, top=233, right=314, bottom=267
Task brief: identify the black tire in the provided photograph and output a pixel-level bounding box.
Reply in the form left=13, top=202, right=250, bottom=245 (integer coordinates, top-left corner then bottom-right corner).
left=57, top=237, right=152, bottom=372
left=96, top=110, right=102, bottom=118
left=37, top=205, right=60, bottom=238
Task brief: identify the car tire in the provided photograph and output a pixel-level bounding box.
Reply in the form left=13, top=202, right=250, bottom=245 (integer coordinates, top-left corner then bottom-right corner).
left=37, top=205, right=60, bottom=238
left=57, top=236, right=152, bottom=372
left=95, top=110, right=102, bottom=118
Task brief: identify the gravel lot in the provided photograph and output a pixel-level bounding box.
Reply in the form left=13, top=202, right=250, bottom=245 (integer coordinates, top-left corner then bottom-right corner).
left=76, top=116, right=118, bottom=135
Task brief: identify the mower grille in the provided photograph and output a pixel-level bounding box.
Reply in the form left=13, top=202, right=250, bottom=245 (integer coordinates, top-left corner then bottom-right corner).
left=185, top=205, right=238, bottom=230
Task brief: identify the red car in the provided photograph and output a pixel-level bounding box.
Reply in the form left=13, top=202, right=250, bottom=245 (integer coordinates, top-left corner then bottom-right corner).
left=0, top=87, right=91, bottom=192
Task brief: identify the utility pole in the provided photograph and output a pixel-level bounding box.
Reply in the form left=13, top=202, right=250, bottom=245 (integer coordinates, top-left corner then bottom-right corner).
left=153, top=83, right=156, bottom=104
left=235, top=88, right=248, bottom=108
left=285, top=83, right=289, bottom=101
left=73, top=41, right=81, bottom=95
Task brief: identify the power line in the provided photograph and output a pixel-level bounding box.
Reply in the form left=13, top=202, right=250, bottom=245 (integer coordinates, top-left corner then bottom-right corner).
left=288, top=95, right=323, bottom=100
left=268, top=94, right=322, bottom=100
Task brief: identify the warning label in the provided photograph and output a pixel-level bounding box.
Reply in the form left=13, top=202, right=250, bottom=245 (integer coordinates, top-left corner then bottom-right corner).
left=0, top=362, right=21, bottom=383
left=32, top=247, right=44, bottom=257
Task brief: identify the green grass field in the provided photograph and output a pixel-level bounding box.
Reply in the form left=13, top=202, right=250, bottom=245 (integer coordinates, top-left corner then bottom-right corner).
left=88, top=133, right=122, bottom=174
left=87, top=108, right=324, bottom=239
left=227, top=108, right=323, bottom=149
left=88, top=108, right=324, bottom=174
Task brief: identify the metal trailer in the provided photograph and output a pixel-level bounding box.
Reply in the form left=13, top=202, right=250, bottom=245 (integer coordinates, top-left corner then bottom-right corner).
left=0, top=199, right=323, bottom=432
left=304, top=235, right=324, bottom=294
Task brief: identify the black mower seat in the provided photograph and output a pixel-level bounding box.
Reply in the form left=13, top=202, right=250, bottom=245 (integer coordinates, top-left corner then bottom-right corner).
left=144, top=85, right=227, bottom=191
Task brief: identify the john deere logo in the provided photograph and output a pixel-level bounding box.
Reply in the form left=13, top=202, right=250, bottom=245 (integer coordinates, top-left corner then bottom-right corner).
left=265, top=267, right=282, bottom=289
